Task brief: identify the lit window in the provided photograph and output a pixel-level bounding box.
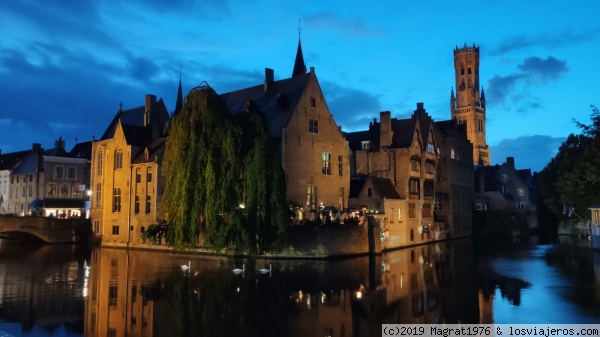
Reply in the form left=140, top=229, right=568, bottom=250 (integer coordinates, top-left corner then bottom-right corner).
left=73, top=185, right=82, bottom=197
left=516, top=188, right=524, bottom=196
left=307, top=185, right=317, bottom=211
left=60, top=184, right=69, bottom=196
left=427, top=143, right=435, bottom=154
left=322, top=153, right=331, bottom=175
left=361, top=141, right=370, bottom=150
left=47, top=184, right=57, bottom=196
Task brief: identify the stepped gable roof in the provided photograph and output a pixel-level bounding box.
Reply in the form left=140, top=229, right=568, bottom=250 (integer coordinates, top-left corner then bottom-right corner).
left=370, top=176, right=401, bottom=199
left=220, top=72, right=312, bottom=138
left=413, top=108, right=434, bottom=150
left=0, top=150, right=30, bottom=171
left=132, top=137, right=167, bottom=164
left=69, top=141, right=92, bottom=160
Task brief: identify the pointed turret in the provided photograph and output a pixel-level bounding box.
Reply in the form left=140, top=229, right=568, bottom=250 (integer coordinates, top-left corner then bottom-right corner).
left=174, top=75, right=183, bottom=117
left=450, top=88, right=456, bottom=113
left=291, top=39, right=306, bottom=78
left=481, top=87, right=486, bottom=108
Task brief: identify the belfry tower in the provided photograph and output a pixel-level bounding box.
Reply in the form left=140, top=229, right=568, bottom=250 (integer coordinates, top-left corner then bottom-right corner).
left=450, top=43, right=490, bottom=166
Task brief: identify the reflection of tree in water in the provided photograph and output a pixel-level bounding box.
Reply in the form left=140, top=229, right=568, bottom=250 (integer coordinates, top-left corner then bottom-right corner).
left=142, top=271, right=292, bottom=337
left=479, top=267, right=530, bottom=306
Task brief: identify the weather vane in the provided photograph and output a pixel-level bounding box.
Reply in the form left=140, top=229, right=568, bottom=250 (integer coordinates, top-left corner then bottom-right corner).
left=298, top=18, right=302, bottom=41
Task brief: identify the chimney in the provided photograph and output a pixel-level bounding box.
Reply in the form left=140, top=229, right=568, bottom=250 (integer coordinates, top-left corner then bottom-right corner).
left=264, top=68, right=274, bottom=91
left=145, top=94, right=157, bottom=127
left=310, top=66, right=315, bottom=73
left=416, top=102, right=424, bottom=111
left=380, top=111, right=392, bottom=147
left=506, top=157, right=515, bottom=168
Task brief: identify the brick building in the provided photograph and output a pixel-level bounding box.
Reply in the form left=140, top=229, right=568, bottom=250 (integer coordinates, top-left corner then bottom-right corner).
left=221, top=40, right=350, bottom=219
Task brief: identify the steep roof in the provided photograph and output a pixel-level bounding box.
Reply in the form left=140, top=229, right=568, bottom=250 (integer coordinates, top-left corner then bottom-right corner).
left=11, top=152, right=41, bottom=175
left=0, top=150, right=30, bottom=171
left=292, top=39, right=307, bottom=77
left=132, top=137, right=167, bottom=164
left=220, top=72, right=312, bottom=138
left=101, top=97, right=169, bottom=140
left=69, top=141, right=93, bottom=160
left=370, top=176, right=401, bottom=199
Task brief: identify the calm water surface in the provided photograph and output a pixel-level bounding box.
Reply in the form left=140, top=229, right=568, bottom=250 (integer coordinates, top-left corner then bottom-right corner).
left=0, top=236, right=599, bottom=336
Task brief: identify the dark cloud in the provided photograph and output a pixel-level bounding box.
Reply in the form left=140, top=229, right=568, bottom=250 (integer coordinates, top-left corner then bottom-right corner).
left=129, top=56, right=161, bottom=83
left=489, top=28, right=600, bottom=55
left=304, top=13, right=385, bottom=37
left=491, top=135, right=565, bottom=172
left=321, top=81, right=382, bottom=132
left=486, top=56, right=568, bottom=107
left=486, top=74, right=523, bottom=106
left=518, top=56, right=569, bottom=80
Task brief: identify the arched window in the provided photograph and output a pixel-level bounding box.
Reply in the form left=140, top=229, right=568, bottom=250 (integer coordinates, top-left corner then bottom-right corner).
left=114, top=149, right=123, bottom=170
left=60, top=184, right=70, bottom=196
left=55, top=166, right=64, bottom=179
left=67, top=167, right=76, bottom=179
left=47, top=184, right=57, bottom=196
left=97, top=150, right=103, bottom=175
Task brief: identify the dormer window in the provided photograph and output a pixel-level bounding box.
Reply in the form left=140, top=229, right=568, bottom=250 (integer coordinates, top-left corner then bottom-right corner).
left=361, top=141, right=370, bottom=150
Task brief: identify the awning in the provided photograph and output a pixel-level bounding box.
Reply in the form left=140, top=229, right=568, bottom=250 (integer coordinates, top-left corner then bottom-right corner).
left=30, top=198, right=44, bottom=208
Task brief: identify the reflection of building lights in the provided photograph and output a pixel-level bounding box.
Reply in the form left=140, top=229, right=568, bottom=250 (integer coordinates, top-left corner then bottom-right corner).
left=306, top=294, right=311, bottom=309
left=355, top=284, right=365, bottom=299
left=82, top=260, right=90, bottom=297
left=321, top=292, right=326, bottom=304
left=239, top=203, right=245, bottom=209
left=298, top=290, right=303, bottom=302
left=236, top=287, right=240, bottom=293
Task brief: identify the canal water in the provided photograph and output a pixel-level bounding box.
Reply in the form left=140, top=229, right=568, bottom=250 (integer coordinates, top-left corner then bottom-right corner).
left=0, top=236, right=599, bottom=337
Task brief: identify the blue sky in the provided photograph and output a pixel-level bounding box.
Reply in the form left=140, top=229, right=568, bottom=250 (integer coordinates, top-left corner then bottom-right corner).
left=1, top=1, right=598, bottom=172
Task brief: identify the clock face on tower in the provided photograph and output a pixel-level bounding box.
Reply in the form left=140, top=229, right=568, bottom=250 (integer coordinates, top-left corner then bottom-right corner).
left=459, top=83, right=466, bottom=91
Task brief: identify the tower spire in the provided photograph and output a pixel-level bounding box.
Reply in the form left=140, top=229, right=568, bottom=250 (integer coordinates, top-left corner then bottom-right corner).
left=174, top=70, right=183, bottom=116
left=292, top=19, right=307, bottom=77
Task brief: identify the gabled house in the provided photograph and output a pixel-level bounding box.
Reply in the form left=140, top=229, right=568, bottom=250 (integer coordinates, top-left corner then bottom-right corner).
left=474, top=156, right=539, bottom=229
left=345, top=103, right=442, bottom=248
left=221, top=40, right=350, bottom=218
left=90, top=94, right=171, bottom=246
left=1, top=139, right=91, bottom=217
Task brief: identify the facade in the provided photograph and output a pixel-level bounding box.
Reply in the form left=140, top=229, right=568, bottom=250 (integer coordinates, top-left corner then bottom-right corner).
left=450, top=43, right=490, bottom=166
left=221, top=40, right=350, bottom=217
left=434, top=120, right=474, bottom=238
left=346, top=104, right=442, bottom=248
left=474, top=157, right=539, bottom=229
left=90, top=94, right=170, bottom=246
left=0, top=140, right=91, bottom=216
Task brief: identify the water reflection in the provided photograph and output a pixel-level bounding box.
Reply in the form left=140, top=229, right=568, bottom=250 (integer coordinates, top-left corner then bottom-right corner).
left=83, top=239, right=479, bottom=337
left=1, top=238, right=600, bottom=337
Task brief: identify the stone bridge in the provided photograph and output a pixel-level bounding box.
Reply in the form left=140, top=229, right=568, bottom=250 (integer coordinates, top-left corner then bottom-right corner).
left=0, top=216, right=92, bottom=243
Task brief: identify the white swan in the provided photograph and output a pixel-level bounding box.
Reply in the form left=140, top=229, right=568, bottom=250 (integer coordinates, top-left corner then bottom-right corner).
left=181, top=261, right=191, bottom=271
left=259, top=264, right=272, bottom=274
left=233, top=264, right=245, bottom=274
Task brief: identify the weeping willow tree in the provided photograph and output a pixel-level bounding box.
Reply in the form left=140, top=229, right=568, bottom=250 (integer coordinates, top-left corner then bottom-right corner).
left=160, top=83, right=289, bottom=251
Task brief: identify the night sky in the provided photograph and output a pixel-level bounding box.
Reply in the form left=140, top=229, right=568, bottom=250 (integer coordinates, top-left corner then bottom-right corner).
left=1, top=0, right=598, bottom=172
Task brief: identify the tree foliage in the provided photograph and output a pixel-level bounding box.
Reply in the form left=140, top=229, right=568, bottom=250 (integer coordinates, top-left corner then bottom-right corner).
left=159, top=83, right=289, bottom=252
left=538, top=105, right=600, bottom=219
